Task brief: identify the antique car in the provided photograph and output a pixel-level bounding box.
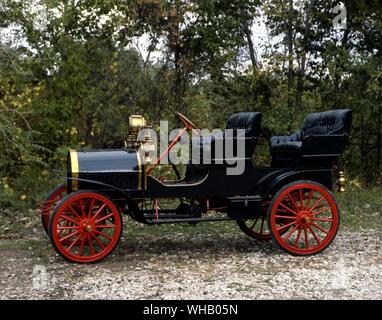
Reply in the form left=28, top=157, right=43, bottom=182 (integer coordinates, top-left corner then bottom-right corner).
left=40, top=109, right=352, bottom=263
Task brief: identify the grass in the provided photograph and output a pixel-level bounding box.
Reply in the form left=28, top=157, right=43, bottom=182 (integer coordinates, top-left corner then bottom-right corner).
left=336, top=184, right=382, bottom=231
left=0, top=182, right=381, bottom=241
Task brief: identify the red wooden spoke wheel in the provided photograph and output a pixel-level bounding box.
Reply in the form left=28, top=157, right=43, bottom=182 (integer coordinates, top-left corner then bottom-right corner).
left=268, top=181, right=339, bottom=256
left=41, top=183, right=67, bottom=235
left=49, top=191, right=123, bottom=263
left=237, top=216, right=272, bottom=240
left=237, top=201, right=292, bottom=241
left=236, top=202, right=271, bottom=240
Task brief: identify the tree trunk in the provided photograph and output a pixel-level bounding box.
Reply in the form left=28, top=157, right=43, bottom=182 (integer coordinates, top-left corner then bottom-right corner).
left=244, top=22, right=258, bottom=71
left=296, top=0, right=315, bottom=109
left=174, top=42, right=183, bottom=110
left=377, top=111, right=381, bottom=173
left=244, top=21, right=258, bottom=109
left=287, top=0, right=294, bottom=109
left=361, top=116, right=367, bottom=181
left=85, top=112, right=94, bottom=146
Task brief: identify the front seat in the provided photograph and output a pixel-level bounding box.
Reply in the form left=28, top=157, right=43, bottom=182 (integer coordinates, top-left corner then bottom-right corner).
left=269, top=109, right=352, bottom=167
left=185, top=112, right=262, bottom=182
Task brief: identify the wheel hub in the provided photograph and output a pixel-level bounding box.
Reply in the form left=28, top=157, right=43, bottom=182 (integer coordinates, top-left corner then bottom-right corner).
left=80, top=219, right=94, bottom=233
left=297, top=211, right=312, bottom=226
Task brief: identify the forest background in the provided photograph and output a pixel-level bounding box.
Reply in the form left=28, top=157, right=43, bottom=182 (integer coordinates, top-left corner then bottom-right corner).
left=1, top=0, right=381, bottom=214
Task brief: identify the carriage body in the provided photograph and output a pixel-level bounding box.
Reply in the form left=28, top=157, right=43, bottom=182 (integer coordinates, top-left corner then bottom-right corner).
left=43, top=109, right=352, bottom=263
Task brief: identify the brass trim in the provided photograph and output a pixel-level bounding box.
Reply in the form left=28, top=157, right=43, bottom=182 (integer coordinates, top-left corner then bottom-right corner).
left=337, top=171, right=346, bottom=192
left=70, top=150, right=79, bottom=191
left=136, top=151, right=142, bottom=190
left=144, top=163, right=147, bottom=190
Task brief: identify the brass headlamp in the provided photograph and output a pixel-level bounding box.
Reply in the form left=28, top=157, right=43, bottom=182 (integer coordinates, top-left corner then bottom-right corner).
left=126, top=115, right=147, bottom=148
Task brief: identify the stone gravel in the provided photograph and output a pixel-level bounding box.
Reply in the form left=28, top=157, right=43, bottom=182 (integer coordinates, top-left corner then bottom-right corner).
left=0, top=229, right=381, bottom=299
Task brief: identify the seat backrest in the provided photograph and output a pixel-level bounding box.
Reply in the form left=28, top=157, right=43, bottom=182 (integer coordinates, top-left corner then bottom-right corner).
left=225, top=112, right=262, bottom=138
left=301, top=109, right=352, bottom=138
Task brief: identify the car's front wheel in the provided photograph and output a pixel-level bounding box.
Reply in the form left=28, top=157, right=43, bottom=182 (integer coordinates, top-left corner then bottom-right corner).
left=49, top=190, right=123, bottom=263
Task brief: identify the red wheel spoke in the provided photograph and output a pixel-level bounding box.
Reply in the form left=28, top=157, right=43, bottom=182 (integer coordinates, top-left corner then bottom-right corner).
left=94, top=229, right=113, bottom=241
left=299, top=189, right=304, bottom=210
left=68, top=204, right=82, bottom=221
left=95, top=224, right=116, bottom=229
left=92, top=204, right=107, bottom=220
left=276, top=208, right=292, bottom=214
left=60, top=215, right=80, bottom=225
left=311, top=222, right=329, bottom=235
left=59, top=230, right=79, bottom=242
left=309, top=196, right=325, bottom=213
left=284, top=224, right=299, bottom=241
left=294, top=227, right=302, bottom=247
left=87, top=198, right=95, bottom=219
left=95, top=212, right=114, bottom=224
left=78, top=237, right=85, bottom=256
left=279, top=202, right=298, bottom=215
left=94, top=235, right=106, bottom=250
left=250, top=217, right=259, bottom=230
left=274, top=215, right=296, bottom=220
left=276, top=221, right=296, bottom=232
left=88, top=234, right=95, bottom=256
left=312, top=217, right=333, bottom=222
left=67, top=235, right=81, bottom=252
left=79, top=199, right=86, bottom=218
left=287, top=193, right=300, bottom=212
left=57, top=226, right=78, bottom=230
left=308, top=226, right=321, bottom=245
left=312, top=207, right=331, bottom=216
left=304, top=226, right=309, bottom=249
left=304, top=190, right=314, bottom=210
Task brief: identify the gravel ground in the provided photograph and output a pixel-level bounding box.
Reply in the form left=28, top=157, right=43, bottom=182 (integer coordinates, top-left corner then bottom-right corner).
left=0, top=228, right=381, bottom=300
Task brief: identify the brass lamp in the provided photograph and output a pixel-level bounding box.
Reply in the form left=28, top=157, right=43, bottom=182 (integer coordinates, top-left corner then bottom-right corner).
left=337, top=171, right=346, bottom=192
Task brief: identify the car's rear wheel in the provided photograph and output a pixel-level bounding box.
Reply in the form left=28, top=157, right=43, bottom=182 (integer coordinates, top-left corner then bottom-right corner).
left=237, top=216, right=272, bottom=240
left=41, top=183, right=67, bottom=235
left=49, top=190, right=123, bottom=263
left=268, top=180, right=339, bottom=256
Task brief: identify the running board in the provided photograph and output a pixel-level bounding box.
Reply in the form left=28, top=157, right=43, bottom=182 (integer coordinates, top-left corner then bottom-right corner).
left=145, top=216, right=232, bottom=225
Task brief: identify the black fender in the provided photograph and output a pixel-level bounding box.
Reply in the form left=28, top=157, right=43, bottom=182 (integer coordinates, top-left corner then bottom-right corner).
left=65, top=177, right=140, bottom=217
left=258, top=169, right=333, bottom=200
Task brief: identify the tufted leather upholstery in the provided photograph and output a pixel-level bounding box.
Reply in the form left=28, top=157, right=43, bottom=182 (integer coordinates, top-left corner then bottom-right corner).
left=301, top=109, right=352, bottom=137
left=185, top=112, right=262, bottom=182
left=226, top=112, right=262, bottom=137
left=269, top=109, right=352, bottom=167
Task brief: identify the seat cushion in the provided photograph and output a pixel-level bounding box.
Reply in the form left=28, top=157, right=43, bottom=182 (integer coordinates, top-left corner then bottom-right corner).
left=186, top=112, right=262, bottom=181
left=269, top=131, right=301, bottom=148
left=269, top=130, right=302, bottom=155
left=269, top=109, right=352, bottom=167
left=271, top=141, right=302, bottom=154
left=301, top=109, right=352, bottom=137
left=226, top=112, right=262, bottom=138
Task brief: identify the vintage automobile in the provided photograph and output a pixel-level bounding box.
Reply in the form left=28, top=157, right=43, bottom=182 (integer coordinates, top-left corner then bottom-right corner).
left=40, top=109, right=352, bottom=263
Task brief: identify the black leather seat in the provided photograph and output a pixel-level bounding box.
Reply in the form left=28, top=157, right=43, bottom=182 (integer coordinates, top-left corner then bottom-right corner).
left=270, top=109, right=352, bottom=167
left=185, top=112, right=262, bottom=182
